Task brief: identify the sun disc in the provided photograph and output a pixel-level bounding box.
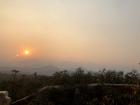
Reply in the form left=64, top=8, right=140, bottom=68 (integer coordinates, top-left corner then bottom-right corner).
left=24, top=49, right=30, bottom=56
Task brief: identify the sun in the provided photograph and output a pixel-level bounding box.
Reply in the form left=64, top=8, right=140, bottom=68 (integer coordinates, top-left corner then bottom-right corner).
left=23, top=49, right=30, bottom=56
left=16, top=48, right=32, bottom=57
left=24, top=50, right=30, bottom=55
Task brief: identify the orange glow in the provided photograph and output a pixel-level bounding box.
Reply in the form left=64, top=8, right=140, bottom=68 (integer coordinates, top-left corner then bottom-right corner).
left=16, top=48, right=32, bottom=57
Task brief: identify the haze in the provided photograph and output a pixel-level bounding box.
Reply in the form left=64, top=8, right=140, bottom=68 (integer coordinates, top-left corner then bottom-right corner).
left=0, top=0, right=140, bottom=70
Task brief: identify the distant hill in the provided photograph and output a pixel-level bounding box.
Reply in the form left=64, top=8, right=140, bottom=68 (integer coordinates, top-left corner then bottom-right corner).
left=0, top=65, right=62, bottom=76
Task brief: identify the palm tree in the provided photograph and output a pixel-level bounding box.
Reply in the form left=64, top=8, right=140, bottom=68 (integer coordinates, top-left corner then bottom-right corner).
left=11, top=69, right=19, bottom=81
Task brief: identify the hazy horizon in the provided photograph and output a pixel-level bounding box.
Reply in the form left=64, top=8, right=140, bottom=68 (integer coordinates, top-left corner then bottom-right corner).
left=0, top=0, right=140, bottom=70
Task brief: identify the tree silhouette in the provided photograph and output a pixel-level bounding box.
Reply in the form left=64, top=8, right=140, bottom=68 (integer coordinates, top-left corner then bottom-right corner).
left=11, top=70, right=19, bottom=81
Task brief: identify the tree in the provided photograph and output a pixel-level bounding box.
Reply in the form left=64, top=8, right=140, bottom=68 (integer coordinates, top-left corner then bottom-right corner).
left=125, top=70, right=139, bottom=84
left=11, top=70, right=19, bottom=81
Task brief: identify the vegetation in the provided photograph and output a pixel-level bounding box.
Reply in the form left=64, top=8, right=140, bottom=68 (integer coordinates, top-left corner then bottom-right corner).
left=0, top=67, right=140, bottom=105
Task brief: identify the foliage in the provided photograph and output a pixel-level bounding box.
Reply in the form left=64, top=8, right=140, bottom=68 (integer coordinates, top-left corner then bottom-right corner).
left=0, top=68, right=140, bottom=105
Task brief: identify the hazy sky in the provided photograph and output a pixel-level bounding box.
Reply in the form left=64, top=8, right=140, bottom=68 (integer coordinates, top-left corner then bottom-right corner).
left=0, top=0, right=140, bottom=69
